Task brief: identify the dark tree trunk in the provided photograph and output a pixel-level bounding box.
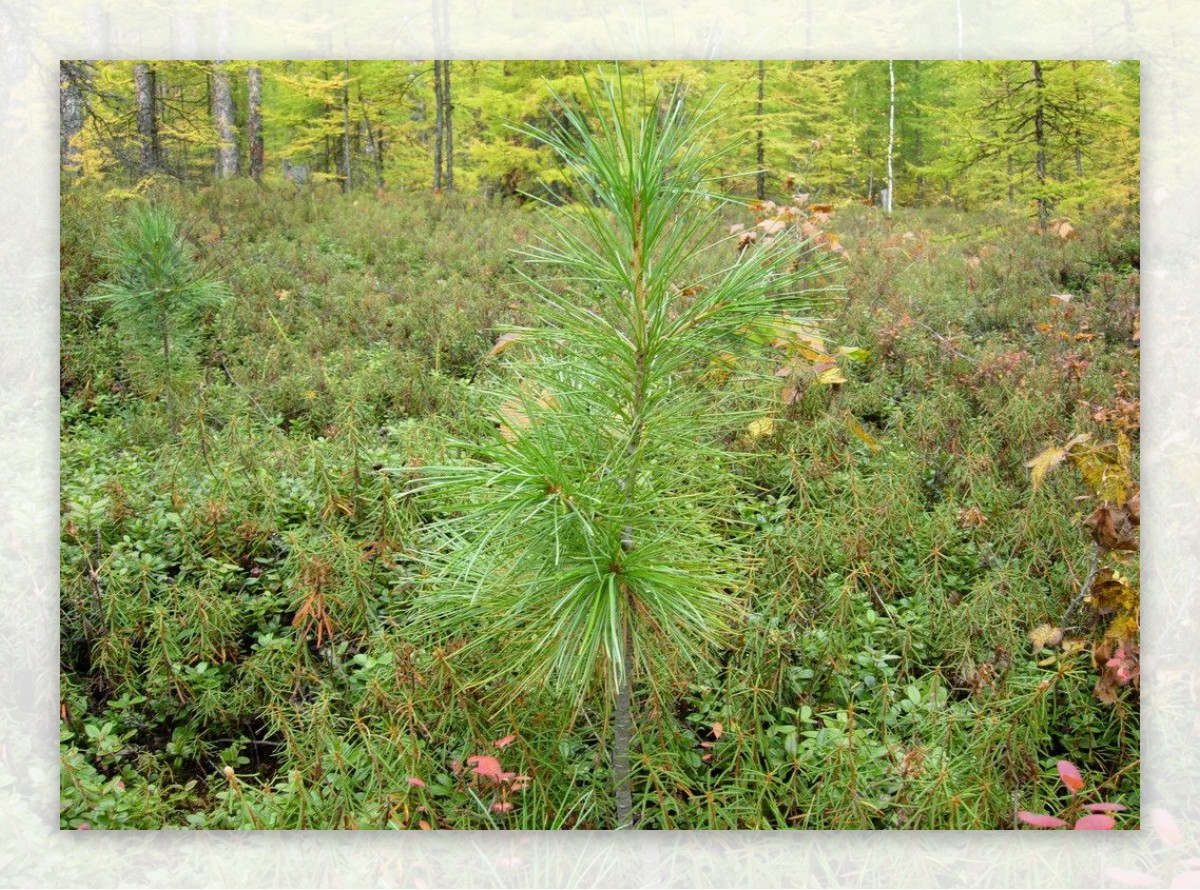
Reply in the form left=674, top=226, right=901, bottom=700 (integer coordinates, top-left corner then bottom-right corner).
left=1032, top=60, right=1048, bottom=229
left=433, top=60, right=444, bottom=191
left=755, top=60, right=765, bottom=201
left=247, top=65, right=263, bottom=181
left=341, top=60, right=353, bottom=193
left=212, top=60, right=239, bottom=177
left=133, top=63, right=160, bottom=176
left=60, top=62, right=86, bottom=171
left=443, top=60, right=454, bottom=192
left=913, top=61, right=925, bottom=203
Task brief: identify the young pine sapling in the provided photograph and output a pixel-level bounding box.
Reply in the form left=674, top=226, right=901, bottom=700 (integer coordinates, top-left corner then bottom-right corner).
left=90, top=204, right=229, bottom=430
left=411, top=74, right=838, bottom=828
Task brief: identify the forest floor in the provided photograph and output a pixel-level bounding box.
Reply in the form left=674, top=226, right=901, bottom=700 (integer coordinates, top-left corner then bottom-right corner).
left=60, top=180, right=1140, bottom=829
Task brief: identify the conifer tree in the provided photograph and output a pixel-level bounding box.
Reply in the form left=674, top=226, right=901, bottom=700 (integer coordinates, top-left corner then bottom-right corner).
left=411, top=71, right=836, bottom=828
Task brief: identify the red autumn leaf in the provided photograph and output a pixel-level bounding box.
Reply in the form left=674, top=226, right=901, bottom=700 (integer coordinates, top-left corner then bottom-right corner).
left=467, top=754, right=504, bottom=779
left=406, top=776, right=426, bottom=788
left=418, top=820, right=432, bottom=830
left=1057, top=760, right=1085, bottom=793
left=1018, top=811, right=1068, bottom=828
left=1084, top=802, right=1128, bottom=812
left=491, top=801, right=514, bottom=813
left=494, top=734, right=517, bottom=748
left=1075, top=814, right=1117, bottom=830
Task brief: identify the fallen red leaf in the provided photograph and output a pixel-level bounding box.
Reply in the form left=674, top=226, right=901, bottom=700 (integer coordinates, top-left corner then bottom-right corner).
left=1018, top=811, right=1067, bottom=829
left=467, top=754, right=504, bottom=779
left=1057, top=760, right=1085, bottom=793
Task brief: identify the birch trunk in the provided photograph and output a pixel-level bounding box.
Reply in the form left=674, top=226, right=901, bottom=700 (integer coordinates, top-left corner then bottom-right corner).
left=247, top=65, right=263, bottom=181
left=886, top=60, right=895, bottom=214
left=134, top=63, right=160, bottom=176
left=211, top=61, right=239, bottom=178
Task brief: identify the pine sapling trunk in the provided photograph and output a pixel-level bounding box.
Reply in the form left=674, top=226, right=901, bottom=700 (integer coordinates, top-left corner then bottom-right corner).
left=161, top=314, right=174, bottom=433
left=611, top=193, right=650, bottom=829
left=613, top=618, right=634, bottom=828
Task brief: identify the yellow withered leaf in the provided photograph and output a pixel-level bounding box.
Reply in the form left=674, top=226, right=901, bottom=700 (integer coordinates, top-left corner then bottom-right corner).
left=814, top=364, right=847, bottom=385
left=497, top=382, right=556, bottom=442
left=747, top=418, right=777, bottom=439
left=1026, top=433, right=1091, bottom=490
left=848, top=418, right=880, bottom=452
left=487, top=331, right=525, bottom=357
left=795, top=344, right=835, bottom=364
left=1073, top=433, right=1131, bottom=503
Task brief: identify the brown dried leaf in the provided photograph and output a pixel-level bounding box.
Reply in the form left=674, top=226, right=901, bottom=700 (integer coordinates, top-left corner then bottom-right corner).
left=736, top=231, right=758, bottom=252
left=1087, top=568, right=1137, bottom=614
left=1085, top=503, right=1138, bottom=551
left=1125, top=490, right=1140, bottom=526
left=1029, top=624, right=1064, bottom=650
left=957, top=505, right=987, bottom=528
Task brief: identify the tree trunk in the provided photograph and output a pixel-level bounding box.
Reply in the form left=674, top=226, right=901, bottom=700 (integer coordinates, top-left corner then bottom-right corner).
left=161, top=315, right=174, bottom=433
left=913, top=61, right=925, bottom=203
left=443, top=60, right=454, bottom=192
left=247, top=65, right=264, bottom=181
left=133, top=63, right=160, bottom=176
left=755, top=60, right=765, bottom=201
left=886, top=59, right=895, bottom=213
left=211, top=61, right=239, bottom=178
left=1032, top=60, right=1048, bottom=230
left=433, top=60, right=443, bottom=191
left=341, top=60, right=353, bottom=193
left=60, top=62, right=86, bottom=171
left=613, top=619, right=634, bottom=829
left=608, top=194, right=656, bottom=830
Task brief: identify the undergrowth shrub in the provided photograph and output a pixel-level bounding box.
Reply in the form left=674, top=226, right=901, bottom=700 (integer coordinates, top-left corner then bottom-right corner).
left=60, top=150, right=1138, bottom=829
